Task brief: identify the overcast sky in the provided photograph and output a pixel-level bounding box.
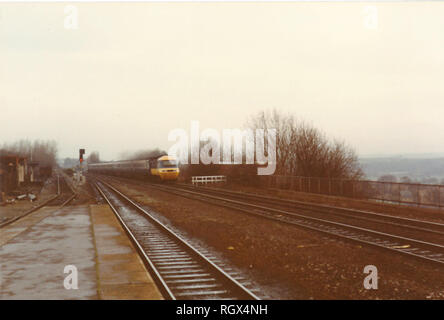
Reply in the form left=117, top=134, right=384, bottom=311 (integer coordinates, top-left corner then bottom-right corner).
left=1, top=2, right=443, bottom=160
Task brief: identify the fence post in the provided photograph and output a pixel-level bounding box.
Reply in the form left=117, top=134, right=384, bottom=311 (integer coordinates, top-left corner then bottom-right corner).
left=417, top=185, right=420, bottom=207
left=439, top=185, right=442, bottom=210
left=398, top=183, right=401, bottom=206
left=318, top=178, right=321, bottom=194
left=382, top=182, right=385, bottom=204
left=352, top=180, right=355, bottom=198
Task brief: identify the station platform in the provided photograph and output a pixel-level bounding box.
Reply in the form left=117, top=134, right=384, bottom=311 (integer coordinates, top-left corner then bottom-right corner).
left=0, top=204, right=163, bottom=300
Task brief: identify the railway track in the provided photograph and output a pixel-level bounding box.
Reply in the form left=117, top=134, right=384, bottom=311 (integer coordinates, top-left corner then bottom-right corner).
left=97, top=175, right=444, bottom=267
left=92, top=178, right=261, bottom=300
left=0, top=172, right=76, bottom=228
left=175, top=183, right=444, bottom=236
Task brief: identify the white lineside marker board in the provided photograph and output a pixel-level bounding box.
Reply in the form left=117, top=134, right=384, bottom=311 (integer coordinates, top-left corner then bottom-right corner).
left=192, top=175, right=227, bottom=186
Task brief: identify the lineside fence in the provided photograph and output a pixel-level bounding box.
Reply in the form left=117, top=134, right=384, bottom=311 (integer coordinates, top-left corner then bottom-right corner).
left=241, top=175, right=444, bottom=209
left=192, top=175, right=227, bottom=186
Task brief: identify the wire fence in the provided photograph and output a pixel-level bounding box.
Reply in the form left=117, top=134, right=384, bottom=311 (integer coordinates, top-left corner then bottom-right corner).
left=241, top=175, right=444, bottom=210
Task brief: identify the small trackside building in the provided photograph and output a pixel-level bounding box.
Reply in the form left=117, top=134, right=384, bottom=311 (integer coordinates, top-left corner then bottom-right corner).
left=0, top=154, right=29, bottom=201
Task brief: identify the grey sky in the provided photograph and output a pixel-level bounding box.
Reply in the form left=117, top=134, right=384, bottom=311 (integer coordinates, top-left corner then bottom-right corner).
left=1, top=3, right=443, bottom=160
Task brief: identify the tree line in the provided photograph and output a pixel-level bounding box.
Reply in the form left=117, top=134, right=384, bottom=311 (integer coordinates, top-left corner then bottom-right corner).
left=0, top=139, right=58, bottom=167
left=247, top=110, right=363, bottom=179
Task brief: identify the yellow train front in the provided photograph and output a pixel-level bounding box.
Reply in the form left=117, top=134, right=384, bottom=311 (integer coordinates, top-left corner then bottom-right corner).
left=149, top=155, right=180, bottom=181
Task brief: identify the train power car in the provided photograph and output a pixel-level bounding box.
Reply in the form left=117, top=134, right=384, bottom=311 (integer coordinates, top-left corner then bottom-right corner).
left=88, top=155, right=179, bottom=181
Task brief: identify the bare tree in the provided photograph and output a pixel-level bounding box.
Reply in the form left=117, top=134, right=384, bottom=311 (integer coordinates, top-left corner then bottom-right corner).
left=87, top=151, right=100, bottom=164
left=119, top=148, right=166, bottom=161
left=246, top=109, right=296, bottom=175
left=1, top=139, right=58, bottom=167
left=246, top=109, right=363, bottom=179
left=326, top=140, right=363, bottom=180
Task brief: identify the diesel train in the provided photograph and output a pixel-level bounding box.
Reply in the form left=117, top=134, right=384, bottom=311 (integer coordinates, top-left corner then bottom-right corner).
left=88, top=155, right=179, bottom=181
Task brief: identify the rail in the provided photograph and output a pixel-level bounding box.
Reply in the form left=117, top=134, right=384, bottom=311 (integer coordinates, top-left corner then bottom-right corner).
left=144, top=182, right=444, bottom=267
left=93, top=178, right=260, bottom=300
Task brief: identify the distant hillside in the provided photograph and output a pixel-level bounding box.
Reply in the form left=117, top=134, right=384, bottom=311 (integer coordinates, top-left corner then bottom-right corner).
left=359, top=157, right=444, bottom=183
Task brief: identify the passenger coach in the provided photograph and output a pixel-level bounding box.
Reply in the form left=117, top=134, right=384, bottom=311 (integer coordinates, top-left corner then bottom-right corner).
left=88, top=155, right=179, bottom=181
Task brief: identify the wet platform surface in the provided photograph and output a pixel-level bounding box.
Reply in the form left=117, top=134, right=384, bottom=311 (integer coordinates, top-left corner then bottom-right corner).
left=90, top=204, right=163, bottom=299
left=0, top=204, right=162, bottom=300
left=0, top=206, right=97, bottom=299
